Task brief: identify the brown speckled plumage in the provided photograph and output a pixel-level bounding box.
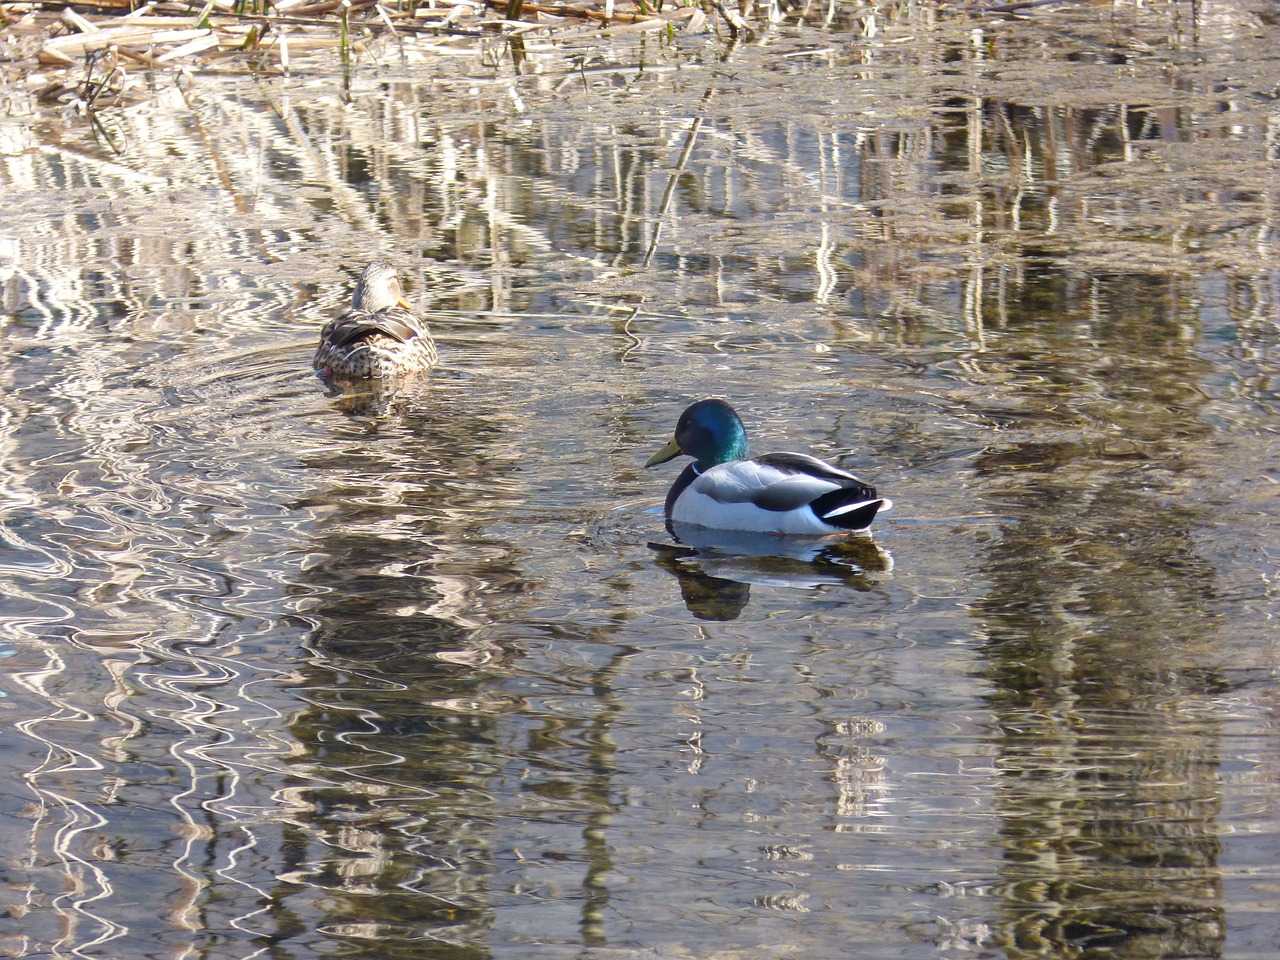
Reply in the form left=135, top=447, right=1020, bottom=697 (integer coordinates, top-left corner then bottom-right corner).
left=314, top=259, right=439, bottom=379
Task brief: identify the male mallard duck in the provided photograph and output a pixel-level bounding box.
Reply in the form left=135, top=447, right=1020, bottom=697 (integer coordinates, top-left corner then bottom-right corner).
left=645, top=399, right=891, bottom=535
left=313, top=258, right=439, bottom=379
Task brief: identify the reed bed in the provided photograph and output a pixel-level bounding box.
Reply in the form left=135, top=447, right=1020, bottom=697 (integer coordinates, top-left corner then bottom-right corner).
left=3, top=0, right=755, bottom=87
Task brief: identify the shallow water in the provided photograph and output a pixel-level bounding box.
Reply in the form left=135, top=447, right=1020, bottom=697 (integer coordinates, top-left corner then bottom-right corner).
left=2, top=2, right=1280, bottom=958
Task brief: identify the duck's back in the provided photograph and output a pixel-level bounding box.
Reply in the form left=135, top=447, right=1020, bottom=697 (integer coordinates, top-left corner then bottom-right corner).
left=315, top=307, right=438, bottom=379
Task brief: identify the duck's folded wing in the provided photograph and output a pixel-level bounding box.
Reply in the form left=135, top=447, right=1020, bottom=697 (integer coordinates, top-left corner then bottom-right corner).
left=694, top=457, right=849, bottom=512
left=324, top=309, right=422, bottom=348
left=755, top=452, right=872, bottom=485
left=760, top=452, right=877, bottom=498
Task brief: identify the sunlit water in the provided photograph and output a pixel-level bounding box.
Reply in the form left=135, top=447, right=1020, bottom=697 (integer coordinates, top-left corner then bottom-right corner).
left=2, top=2, right=1279, bottom=958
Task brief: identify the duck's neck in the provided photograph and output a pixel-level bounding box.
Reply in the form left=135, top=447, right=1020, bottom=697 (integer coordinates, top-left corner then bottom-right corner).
left=665, top=464, right=700, bottom=517
left=697, top=434, right=749, bottom=470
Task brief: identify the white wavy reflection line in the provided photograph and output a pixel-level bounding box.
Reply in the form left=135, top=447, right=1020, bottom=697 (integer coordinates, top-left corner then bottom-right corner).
left=38, top=328, right=335, bottom=944
left=131, top=644, right=318, bottom=940
left=34, top=399, right=335, bottom=957
left=289, top=632, right=432, bottom=788
left=12, top=647, right=128, bottom=957
left=0, top=362, right=129, bottom=955
left=3, top=266, right=102, bottom=341
left=217, top=830, right=280, bottom=952
left=290, top=637, right=450, bottom=808
left=7, top=528, right=327, bottom=951
left=0, top=449, right=79, bottom=584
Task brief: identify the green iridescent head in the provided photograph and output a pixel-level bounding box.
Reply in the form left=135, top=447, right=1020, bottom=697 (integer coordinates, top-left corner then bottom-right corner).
left=645, top=399, right=751, bottom=471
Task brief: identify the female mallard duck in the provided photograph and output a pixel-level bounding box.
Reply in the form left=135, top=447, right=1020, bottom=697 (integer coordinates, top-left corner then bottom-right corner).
left=645, top=399, right=891, bottom=535
left=313, top=258, right=439, bottom=379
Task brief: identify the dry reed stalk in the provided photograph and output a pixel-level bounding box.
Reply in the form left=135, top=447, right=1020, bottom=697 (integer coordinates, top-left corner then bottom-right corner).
left=19, top=0, right=736, bottom=85
left=41, top=25, right=214, bottom=62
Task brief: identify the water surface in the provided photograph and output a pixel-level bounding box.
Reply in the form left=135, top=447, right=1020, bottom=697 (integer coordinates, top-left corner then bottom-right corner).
left=1, top=2, right=1279, bottom=958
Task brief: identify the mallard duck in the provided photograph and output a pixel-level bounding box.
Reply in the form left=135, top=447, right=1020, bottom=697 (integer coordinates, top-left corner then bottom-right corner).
left=645, top=399, right=891, bottom=535
left=313, top=259, right=439, bottom=379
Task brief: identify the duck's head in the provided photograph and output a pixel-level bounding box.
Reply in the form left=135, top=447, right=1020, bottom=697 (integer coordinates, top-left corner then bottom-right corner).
left=645, top=399, right=751, bottom=470
left=352, top=258, right=413, bottom=312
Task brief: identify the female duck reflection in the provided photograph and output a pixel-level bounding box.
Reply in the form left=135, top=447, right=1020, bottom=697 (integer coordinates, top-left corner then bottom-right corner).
left=644, top=399, right=892, bottom=619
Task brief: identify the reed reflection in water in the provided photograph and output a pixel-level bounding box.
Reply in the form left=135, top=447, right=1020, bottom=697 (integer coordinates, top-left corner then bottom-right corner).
left=1, top=2, right=1279, bottom=958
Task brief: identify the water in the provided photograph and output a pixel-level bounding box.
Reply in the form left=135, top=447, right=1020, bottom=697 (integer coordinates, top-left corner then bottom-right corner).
left=2, top=2, right=1280, bottom=957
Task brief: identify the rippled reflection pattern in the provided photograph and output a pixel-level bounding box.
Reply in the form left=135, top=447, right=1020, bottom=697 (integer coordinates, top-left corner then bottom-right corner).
left=1, top=2, right=1279, bottom=958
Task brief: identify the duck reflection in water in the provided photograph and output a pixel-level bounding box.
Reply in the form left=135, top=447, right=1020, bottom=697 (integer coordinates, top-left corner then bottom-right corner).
left=644, top=399, right=893, bottom=619
left=650, top=525, right=893, bottom=621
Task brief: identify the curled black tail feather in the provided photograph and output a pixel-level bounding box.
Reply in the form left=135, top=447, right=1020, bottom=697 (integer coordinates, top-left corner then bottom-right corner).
left=810, top=489, right=888, bottom=531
